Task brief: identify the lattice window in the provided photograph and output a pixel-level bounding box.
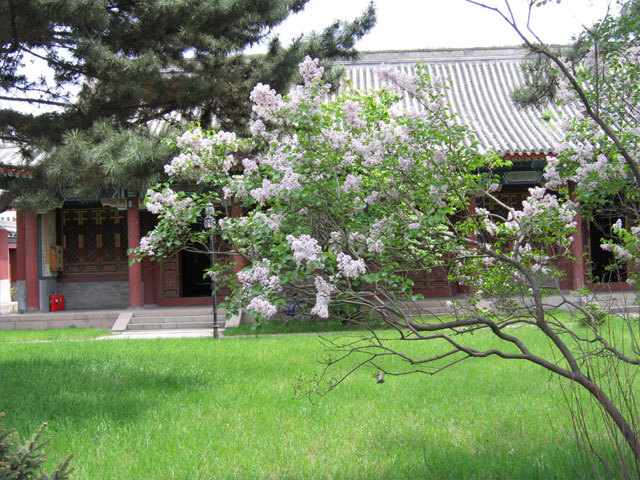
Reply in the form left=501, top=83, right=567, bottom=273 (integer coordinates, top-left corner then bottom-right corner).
left=62, top=208, right=128, bottom=274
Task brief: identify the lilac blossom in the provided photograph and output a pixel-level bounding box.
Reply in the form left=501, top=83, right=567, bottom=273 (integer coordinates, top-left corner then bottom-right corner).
left=363, top=191, right=379, bottom=205
left=601, top=243, right=634, bottom=262
left=349, top=232, right=366, bottom=244
left=570, top=153, right=626, bottom=191
left=175, top=128, right=213, bottom=152
left=342, top=174, right=362, bottom=193
left=252, top=212, right=283, bottom=233
left=211, top=130, right=238, bottom=147
left=145, top=188, right=194, bottom=220
left=164, top=152, right=199, bottom=176
left=543, top=155, right=564, bottom=190
left=329, top=231, right=342, bottom=245
left=398, top=156, right=414, bottom=172
left=310, top=276, right=334, bottom=318
left=504, top=187, right=577, bottom=236
left=279, top=169, right=302, bottom=192
left=250, top=83, right=284, bottom=121
left=250, top=119, right=267, bottom=138
left=242, top=158, right=259, bottom=175
left=612, top=219, right=623, bottom=232
left=298, top=56, right=324, bottom=86
left=336, top=252, right=367, bottom=279
left=343, top=100, right=366, bottom=129
left=378, top=66, right=419, bottom=95
left=556, top=76, right=575, bottom=103
left=250, top=179, right=277, bottom=204
left=139, top=233, right=160, bottom=256
left=326, top=129, right=349, bottom=150
left=367, top=238, right=384, bottom=253
left=476, top=207, right=498, bottom=236
left=287, top=234, right=323, bottom=268
left=247, top=295, right=277, bottom=318
left=237, top=261, right=282, bottom=292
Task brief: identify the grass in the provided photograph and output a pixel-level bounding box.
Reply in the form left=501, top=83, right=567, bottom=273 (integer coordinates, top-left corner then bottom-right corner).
left=0, top=327, right=110, bottom=343
left=224, top=317, right=389, bottom=336
left=0, top=322, right=619, bottom=480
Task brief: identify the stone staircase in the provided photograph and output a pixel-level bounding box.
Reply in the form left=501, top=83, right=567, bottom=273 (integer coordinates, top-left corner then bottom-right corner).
left=0, top=306, right=230, bottom=332
left=119, top=306, right=227, bottom=331
left=0, top=309, right=120, bottom=330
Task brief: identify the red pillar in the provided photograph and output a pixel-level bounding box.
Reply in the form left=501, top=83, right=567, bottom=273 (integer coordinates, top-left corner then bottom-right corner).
left=568, top=183, right=585, bottom=290
left=0, top=229, right=9, bottom=281
left=0, top=229, right=9, bottom=304
left=141, top=214, right=157, bottom=305
left=24, top=213, right=39, bottom=311
left=16, top=213, right=26, bottom=311
left=127, top=196, right=143, bottom=308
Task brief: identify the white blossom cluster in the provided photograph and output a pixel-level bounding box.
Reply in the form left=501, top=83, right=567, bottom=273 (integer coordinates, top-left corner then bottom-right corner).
left=247, top=295, right=277, bottom=318
left=504, top=187, right=577, bottom=236
left=336, top=252, right=367, bottom=279
left=310, top=276, right=335, bottom=318
left=145, top=188, right=194, bottom=220
left=298, top=56, right=324, bottom=86
left=286, top=234, right=323, bottom=268
left=237, top=261, right=282, bottom=292
left=378, top=66, right=419, bottom=95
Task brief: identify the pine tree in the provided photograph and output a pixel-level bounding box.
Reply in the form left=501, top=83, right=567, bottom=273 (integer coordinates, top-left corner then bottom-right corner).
left=0, top=0, right=376, bottom=210
left=0, top=412, right=73, bottom=479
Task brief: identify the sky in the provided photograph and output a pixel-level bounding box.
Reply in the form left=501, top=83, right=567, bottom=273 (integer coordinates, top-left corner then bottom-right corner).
left=251, top=0, right=618, bottom=52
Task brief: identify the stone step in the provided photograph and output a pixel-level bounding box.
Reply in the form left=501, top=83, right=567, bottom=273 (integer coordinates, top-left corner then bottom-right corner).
left=131, top=307, right=217, bottom=318
left=127, top=321, right=224, bottom=330
left=128, top=315, right=216, bottom=324
left=0, top=310, right=120, bottom=330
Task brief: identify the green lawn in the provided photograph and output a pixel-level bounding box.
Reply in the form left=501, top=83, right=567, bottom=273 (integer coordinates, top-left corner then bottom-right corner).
left=0, top=327, right=110, bottom=343
left=0, top=327, right=614, bottom=479
left=224, top=317, right=389, bottom=336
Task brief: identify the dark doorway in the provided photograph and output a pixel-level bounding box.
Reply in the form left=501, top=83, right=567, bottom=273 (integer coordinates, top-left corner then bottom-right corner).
left=180, top=249, right=211, bottom=297
left=589, top=214, right=626, bottom=283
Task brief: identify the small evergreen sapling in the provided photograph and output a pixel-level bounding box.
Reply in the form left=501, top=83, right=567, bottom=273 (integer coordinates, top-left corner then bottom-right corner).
left=0, top=412, right=73, bottom=480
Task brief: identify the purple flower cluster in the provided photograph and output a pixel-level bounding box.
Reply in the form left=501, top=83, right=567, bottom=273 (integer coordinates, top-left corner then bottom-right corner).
left=310, top=276, right=334, bottom=318
left=336, top=252, right=366, bottom=279
left=286, top=234, right=323, bottom=268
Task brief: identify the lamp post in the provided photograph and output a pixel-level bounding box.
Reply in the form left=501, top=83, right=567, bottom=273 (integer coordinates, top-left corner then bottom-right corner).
left=204, top=202, right=220, bottom=340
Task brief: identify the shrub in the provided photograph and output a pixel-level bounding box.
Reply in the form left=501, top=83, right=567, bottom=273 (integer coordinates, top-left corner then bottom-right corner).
left=0, top=412, right=73, bottom=480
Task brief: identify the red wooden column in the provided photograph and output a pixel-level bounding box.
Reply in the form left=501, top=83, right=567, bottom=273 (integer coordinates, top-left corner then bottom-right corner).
left=141, top=213, right=157, bottom=305
left=16, top=212, right=26, bottom=311
left=127, top=196, right=143, bottom=308
left=0, top=229, right=9, bottom=304
left=24, top=213, right=40, bottom=311
left=568, top=182, right=586, bottom=290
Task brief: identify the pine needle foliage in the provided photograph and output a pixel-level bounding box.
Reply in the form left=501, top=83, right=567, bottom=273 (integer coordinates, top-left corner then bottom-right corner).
left=0, top=412, right=73, bottom=480
left=0, top=0, right=376, bottom=210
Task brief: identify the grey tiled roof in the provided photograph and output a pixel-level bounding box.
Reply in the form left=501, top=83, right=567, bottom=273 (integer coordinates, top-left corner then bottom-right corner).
left=0, top=144, right=33, bottom=178
left=0, top=144, right=25, bottom=166
left=339, top=47, right=576, bottom=156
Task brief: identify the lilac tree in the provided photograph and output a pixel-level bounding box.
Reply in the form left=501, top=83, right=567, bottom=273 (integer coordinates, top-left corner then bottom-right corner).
left=138, top=49, right=639, bottom=475
left=463, top=1, right=640, bottom=476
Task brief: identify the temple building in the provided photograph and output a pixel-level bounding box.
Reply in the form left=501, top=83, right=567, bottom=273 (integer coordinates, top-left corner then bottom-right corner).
left=2, top=47, right=632, bottom=314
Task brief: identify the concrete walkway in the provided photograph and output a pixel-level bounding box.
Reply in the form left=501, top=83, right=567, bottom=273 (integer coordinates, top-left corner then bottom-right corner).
left=99, top=328, right=222, bottom=340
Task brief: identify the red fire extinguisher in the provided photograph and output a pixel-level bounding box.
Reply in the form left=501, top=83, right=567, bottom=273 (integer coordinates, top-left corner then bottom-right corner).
left=49, top=293, right=65, bottom=312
